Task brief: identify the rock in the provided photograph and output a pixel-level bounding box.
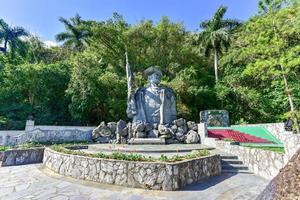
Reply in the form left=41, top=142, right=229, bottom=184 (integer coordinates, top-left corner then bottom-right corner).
left=135, top=123, right=145, bottom=132
left=185, top=130, right=200, bottom=144
left=135, top=131, right=146, bottom=138
left=160, top=134, right=171, bottom=139
left=148, top=130, right=159, bottom=138
left=177, top=126, right=188, bottom=135
left=173, top=118, right=185, bottom=127
left=92, top=122, right=112, bottom=141
left=107, top=122, right=117, bottom=133
left=158, top=125, right=170, bottom=135
left=171, top=125, right=178, bottom=133
left=175, top=129, right=185, bottom=142
left=145, top=123, right=153, bottom=132
left=187, top=121, right=197, bottom=131
left=116, top=120, right=127, bottom=136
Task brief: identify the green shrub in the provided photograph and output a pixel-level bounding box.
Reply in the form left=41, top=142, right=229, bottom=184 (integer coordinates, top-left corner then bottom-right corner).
left=0, top=146, right=8, bottom=152
left=51, top=145, right=211, bottom=163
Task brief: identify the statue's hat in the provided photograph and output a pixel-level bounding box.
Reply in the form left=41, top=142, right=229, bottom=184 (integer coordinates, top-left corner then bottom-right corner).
left=143, top=66, right=162, bottom=78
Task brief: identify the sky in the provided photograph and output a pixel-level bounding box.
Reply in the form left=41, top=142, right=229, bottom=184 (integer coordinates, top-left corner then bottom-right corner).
left=0, top=0, right=259, bottom=45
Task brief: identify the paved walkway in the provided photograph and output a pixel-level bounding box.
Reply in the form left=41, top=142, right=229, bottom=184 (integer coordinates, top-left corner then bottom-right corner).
left=0, top=164, right=268, bottom=200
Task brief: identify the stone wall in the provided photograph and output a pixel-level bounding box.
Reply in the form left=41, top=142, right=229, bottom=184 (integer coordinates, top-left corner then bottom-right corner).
left=257, top=149, right=300, bottom=200
left=216, top=141, right=285, bottom=180
left=43, top=148, right=221, bottom=191
left=232, top=123, right=300, bottom=162
left=4, top=128, right=92, bottom=146
left=0, top=131, right=24, bottom=145
left=1, top=148, right=44, bottom=166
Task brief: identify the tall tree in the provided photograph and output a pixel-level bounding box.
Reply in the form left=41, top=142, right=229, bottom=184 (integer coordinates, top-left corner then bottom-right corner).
left=198, top=6, right=240, bottom=82
left=55, top=14, right=90, bottom=51
left=0, top=19, right=29, bottom=55
left=219, top=4, right=300, bottom=130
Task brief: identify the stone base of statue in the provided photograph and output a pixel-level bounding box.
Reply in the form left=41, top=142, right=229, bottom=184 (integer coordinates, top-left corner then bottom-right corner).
left=92, top=118, right=201, bottom=145
left=128, top=138, right=166, bottom=145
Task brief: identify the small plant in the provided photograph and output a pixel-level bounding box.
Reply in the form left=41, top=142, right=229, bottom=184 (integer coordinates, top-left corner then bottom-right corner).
left=0, top=146, right=9, bottom=152
left=223, top=138, right=235, bottom=142
left=51, top=145, right=211, bottom=163
left=159, top=154, right=168, bottom=162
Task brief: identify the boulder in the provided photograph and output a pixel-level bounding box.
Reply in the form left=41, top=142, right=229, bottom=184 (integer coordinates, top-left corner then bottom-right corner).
left=145, top=123, right=153, bottom=132
left=135, top=131, right=146, bottom=138
left=175, top=129, right=185, bottom=142
left=92, top=122, right=112, bottom=142
left=107, top=122, right=117, bottom=133
left=173, top=118, right=185, bottom=127
left=185, top=130, right=200, bottom=144
left=171, top=124, right=178, bottom=133
left=187, top=121, right=198, bottom=131
left=116, top=120, right=127, bottom=136
left=135, top=123, right=145, bottom=132
left=148, top=130, right=159, bottom=138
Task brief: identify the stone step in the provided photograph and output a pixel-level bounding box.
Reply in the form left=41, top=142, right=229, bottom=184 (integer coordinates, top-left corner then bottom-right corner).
left=221, top=159, right=244, bottom=165
left=220, top=155, right=239, bottom=160
left=222, top=169, right=253, bottom=174
left=222, top=164, right=249, bottom=170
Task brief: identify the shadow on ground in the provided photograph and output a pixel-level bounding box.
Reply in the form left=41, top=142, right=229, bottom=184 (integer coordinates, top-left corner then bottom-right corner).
left=182, top=172, right=238, bottom=191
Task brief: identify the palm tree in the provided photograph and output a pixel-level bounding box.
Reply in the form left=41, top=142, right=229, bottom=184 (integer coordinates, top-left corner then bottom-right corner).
left=199, top=6, right=240, bottom=82
left=0, top=19, right=29, bottom=54
left=56, top=14, right=90, bottom=51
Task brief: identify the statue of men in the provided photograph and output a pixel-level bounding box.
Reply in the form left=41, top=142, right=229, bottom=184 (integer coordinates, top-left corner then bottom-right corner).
left=125, top=54, right=176, bottom=126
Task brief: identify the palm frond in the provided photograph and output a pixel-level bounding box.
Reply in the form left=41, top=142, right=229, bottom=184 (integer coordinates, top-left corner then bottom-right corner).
left=71, top=13, right=82, bottom=26
left=0, top=19, right=9, bottom=30
left=221, top=19, right=241, bottom=30
left=59, top=17, right=74, bottom=31
left=12, top=26, right=29, bottom=37
left=55, top=32, right=73, bottom=42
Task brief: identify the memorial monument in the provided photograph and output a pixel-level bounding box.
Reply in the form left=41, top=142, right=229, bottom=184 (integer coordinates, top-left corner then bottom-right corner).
left=93, top=53, right=200, bottom=144
left=125, top=53, right=177, bottom=125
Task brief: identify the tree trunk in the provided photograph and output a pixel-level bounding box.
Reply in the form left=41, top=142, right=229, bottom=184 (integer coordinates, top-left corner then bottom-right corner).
left=214, top=48, right=218, bottom=83
left=272, top=16, right=299, bottom=134
left=3, top=39, right=8, bottom=53
left=0, top=40, right=8, bottom=53
left=280, top=65, right=300, bottom=134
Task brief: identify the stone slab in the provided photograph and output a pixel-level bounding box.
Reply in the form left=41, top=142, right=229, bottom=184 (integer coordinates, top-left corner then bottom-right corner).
left=0, top=164, right=269, bottom=200
left=128, top=138, right=166, bottom=145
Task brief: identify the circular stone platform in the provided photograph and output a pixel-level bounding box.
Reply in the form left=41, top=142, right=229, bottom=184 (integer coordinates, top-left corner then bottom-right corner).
left=79, top=144, right=214, bottom=158
left=86, top=143, right=213, bottom=153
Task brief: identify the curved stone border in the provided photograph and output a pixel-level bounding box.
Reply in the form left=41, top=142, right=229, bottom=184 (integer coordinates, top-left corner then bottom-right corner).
left=43, top=148, right=221, bottom=190
left=1, top=148, right=44, bottom=166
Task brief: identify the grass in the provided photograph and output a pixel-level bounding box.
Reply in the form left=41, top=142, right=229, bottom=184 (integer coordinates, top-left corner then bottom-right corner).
left=0, top=141, right=92, bottom=151
left=51, top=145, right=211, bottom=163
left=241, top=145, right=285, bottom=154
left=223, top=138, right=236, bottom=142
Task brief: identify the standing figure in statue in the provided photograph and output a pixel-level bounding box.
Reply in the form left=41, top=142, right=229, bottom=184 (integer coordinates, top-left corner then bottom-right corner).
left=125, top=53, right=176, bottom=128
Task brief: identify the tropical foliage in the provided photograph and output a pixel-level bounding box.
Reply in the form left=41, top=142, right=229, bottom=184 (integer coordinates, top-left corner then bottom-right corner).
left=0, top=3, right=299, bottom=132
left=198, top=6, right=240, bottom=82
